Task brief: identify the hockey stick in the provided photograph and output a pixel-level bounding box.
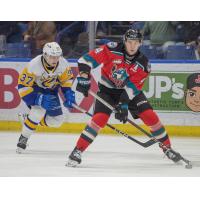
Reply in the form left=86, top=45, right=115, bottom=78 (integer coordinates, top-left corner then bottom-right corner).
left=88, top=90, right=192, bottom=169
left=72, top=103, right=156, bottom=148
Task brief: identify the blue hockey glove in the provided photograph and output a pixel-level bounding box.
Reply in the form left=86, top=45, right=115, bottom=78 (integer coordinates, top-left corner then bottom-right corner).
left=76, top=76, right=91, bottom=97
left=114, top=103, right=128, bottom=124
left=63, top=89, right=75, bottom=108
left=35, top=94, right=58, bottom=111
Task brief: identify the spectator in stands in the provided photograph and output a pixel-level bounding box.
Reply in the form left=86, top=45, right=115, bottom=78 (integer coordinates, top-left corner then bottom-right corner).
left=142, top=21, right=179, bottom=57
left=188, top=35, right=200, bottom=60
left=183, top=21, right=200, bottom=45
left=96, top=21, right=108, bottom=37
left=130, top=21, right=145, bottom=31
left=67, top=32, right=89, bottom=59
left=196, top=36, right=200, bottom=59
left=179, top=22, right=200, bottom=59
left=0, top=21, right=22, bottom=43
left=96, top=21, right=130, bottom=43
left=56, top=22, right=86, bottom=42
left=0, top=22, right=24, bottom=57
left=96, top=21, right=127, bottom=36
left=23, top=21, right=57, bottom=57
left=56, top=21, right=86, bottom=56
left=55, top=21, right=74, bottom=32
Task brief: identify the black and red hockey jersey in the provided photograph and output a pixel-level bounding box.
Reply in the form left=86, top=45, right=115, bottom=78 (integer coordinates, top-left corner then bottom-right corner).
left=78, top=42, right=151, bottom=99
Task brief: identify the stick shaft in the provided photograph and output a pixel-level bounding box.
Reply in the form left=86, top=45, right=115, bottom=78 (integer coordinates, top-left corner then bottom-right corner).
left=72, top=103, right=155, bottom=148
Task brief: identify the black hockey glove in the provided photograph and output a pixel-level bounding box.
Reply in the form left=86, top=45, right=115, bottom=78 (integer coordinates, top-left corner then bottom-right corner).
left=115, top=103, right=128, bottom=124
left=76, top=76, right=91, bottom=97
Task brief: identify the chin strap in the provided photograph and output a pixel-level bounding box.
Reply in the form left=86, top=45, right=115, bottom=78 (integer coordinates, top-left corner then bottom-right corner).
left=42, top=56, right=58, bottom=71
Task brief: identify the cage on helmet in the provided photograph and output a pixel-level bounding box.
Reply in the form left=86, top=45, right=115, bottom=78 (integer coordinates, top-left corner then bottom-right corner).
left=43, top=42, right=62, bottom=58
left=123, top=29, right=143, bottom=42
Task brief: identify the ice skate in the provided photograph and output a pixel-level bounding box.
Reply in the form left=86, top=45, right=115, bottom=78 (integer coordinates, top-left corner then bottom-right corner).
left=16, top=134, right=29, bottom=154
left=66, top=147, right=82, bottom=167
left=163, top=147, right=182, bottom=163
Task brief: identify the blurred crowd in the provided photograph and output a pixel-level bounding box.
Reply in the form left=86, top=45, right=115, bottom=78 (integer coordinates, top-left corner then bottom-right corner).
left=0, top=21, right=200, bottom=60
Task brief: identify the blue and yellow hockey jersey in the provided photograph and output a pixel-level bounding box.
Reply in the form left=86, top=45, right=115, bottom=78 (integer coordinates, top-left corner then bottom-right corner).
left=18, top=55, right=74, bottom=106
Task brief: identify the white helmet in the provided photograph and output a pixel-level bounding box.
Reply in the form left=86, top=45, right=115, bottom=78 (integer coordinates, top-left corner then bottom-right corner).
left=43, top=42, right=62, bottom=58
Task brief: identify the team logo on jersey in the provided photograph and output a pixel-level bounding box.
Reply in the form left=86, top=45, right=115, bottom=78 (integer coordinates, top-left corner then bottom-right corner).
left=113, top=59, right=122, bottom=64
left=110, top=66, right=128, bottom=88
left=95, top=47, right=103, bottom=54
left=41, top=72, right=58, bottom=88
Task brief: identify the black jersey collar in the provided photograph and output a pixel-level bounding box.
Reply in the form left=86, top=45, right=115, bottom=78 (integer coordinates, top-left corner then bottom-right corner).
left=123, top=48, right=140, bottom=64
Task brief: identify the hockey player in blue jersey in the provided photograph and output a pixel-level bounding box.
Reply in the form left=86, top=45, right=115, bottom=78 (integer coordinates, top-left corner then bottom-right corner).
left=16, top=42, right=75, bottom=153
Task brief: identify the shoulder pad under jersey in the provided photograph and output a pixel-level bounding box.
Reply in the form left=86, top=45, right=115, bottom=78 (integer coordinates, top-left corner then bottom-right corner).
left=106, top=42, right=118, bottom=48
left=106, top=42, right=124, bottom=53
left=136, top=52, right=151, bottom=73
left=27, top=55, right=42, bottom=74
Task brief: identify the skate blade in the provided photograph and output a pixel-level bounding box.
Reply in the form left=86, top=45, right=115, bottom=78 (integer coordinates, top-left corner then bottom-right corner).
left=16, top=147, right=25, bottom=154
left=65, top=159, right=79, bottom=167
left=174, top=160, right=192, bottom=168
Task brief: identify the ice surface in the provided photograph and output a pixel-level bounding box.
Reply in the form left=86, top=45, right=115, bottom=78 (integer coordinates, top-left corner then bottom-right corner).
left=0, top=132, right=200, bottom=177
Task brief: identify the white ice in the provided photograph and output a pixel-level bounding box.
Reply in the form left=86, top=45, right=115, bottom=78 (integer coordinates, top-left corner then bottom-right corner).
left=0, top=132, right=200, bottom=177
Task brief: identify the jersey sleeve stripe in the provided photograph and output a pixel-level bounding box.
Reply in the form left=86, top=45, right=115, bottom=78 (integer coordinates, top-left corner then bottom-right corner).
left=61, top=81, right=73, bottom=88
left=82, top=54, right=100, bottom=68
left=126, top=80, right=141, bottom=96
left=18, top=87, right=34, bottom=98
left=110, top=51, right=123, bottom=56
left=135, top=61, right=145, bottom=70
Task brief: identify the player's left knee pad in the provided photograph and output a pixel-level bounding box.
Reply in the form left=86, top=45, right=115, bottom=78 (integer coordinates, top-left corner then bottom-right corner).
left=45, top=115, right=64, bottom=128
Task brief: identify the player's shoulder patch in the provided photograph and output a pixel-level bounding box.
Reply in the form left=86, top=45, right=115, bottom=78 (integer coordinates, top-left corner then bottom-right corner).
left=59, top=57, right=69, bottom=71
left=106, top=42, right=118, bottom=49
